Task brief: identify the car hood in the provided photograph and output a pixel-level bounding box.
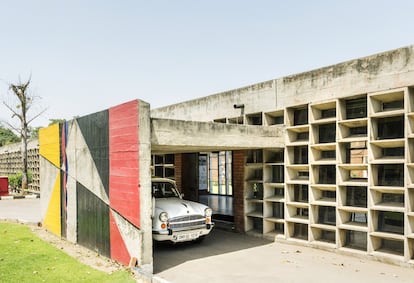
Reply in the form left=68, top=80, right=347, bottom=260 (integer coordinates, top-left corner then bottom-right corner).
left=155, top=198, right=207, bottom=218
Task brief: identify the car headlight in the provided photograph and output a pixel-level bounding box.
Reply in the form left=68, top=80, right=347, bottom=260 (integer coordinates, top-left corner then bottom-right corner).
left=205, top=208, right=212, bottom=217
left=159, top=212, right=168, bottom=222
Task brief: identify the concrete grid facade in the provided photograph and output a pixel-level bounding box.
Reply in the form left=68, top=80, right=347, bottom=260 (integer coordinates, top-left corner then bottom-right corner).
left=151, top=45, right=414, bottom=266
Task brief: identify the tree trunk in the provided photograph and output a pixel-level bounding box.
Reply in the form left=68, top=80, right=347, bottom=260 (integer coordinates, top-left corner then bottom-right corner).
left=20, top=123, right=28, bottom=196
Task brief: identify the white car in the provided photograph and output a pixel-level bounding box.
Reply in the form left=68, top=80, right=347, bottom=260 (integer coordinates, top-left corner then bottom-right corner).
left=152, top=178, right=214, bottom=243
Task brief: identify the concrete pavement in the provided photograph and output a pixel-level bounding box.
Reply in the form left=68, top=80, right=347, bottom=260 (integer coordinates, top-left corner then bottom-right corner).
left=0, top=198, right=41, bottom=224
left=153, top=229, right=414, bottom=283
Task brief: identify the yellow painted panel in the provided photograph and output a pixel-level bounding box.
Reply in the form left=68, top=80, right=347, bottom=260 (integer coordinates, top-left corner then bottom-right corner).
left=43, top=173, right=61, bottom=237
left=39, top=123, right=61, bottom=168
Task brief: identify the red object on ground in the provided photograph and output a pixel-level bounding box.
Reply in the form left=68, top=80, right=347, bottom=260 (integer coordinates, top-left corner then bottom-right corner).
left=0, top=176, right=8, bottom=196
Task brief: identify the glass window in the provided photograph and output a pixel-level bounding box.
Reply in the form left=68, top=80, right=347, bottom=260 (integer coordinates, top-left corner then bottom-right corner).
left=349, top=212, right=367, bottom=224
left=321, top=190, right=336, bottom=199
left=293, top=223, right=308, bottom=239
left=294, top=185, right=308, bottom=202
left=318, top=206, right=336, bottom=225
left=294, top=146, right=308, bottom=164
left=346, top=186, right=367, bottom=207
left=318, top=165, right=336, bottom=184
left=378, top=211, right=404, bottom=235
left=208, top=151, right=233, bottom=195
left=345, top=230, right=367, bottom=251
left=349, top=126, right=367, bottom=137
left=382, top=100, right=404, bottom=111
left=378, top=164, right=404, bottom=187
left=296, top=207, right=309, bottom=217
left=294, top=108, right=308, bottom=125
left=382, top=147, right=404, bottom=157
left=321, top=108, right=336, bottom=119
left=273, top=202, right=284, bottom=218
left=321, top=150, right=336, bottom=159
left=346, top=97, right=367, bottom=119
left=320, top=230, right=335, bottom=243
left=381, top=193, right=404, bottom=205
left=319, top=123, right=336, bottom=143
left=296, top=132, right=309, bottom=141
left=272, top=165, right=284, bottom=183
left=377, top=116, right=404, bottom=139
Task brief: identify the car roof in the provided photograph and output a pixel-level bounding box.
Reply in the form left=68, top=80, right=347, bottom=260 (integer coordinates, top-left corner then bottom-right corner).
left=151, top=177, right=176, bottom=184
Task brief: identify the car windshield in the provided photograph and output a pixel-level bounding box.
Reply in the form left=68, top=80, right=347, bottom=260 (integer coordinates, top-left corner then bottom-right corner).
left=152, top=181, right=180, bottom=198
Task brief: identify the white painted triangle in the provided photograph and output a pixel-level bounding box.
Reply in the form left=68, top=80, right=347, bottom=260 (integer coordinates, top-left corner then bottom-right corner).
left=111, top=209, right=142, bottom=261
left=65, top=120, right=109, bottom=204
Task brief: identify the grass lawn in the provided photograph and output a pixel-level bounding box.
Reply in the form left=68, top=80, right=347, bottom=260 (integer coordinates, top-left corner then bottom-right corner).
left=0, top=222, right=136, bottom=283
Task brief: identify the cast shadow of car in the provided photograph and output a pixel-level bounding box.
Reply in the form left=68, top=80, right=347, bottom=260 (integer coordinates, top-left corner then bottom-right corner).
left=153, top=226, right=272, bottom=273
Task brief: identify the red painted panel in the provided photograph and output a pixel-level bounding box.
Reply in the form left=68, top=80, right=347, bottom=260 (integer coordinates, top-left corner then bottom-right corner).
left=0, top=177, right=8, bottom=196
left=109, top=211, right=130, bottom=266
left=109, top=100, right=140, bottom=227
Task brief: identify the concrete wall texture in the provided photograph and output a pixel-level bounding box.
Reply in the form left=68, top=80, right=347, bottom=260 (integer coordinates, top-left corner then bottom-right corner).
left=39, top=100, right=152, bottom=270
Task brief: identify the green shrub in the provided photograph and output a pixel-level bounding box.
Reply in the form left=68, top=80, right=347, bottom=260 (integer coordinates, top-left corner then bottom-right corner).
left=7, top=171, right=33, bottom=190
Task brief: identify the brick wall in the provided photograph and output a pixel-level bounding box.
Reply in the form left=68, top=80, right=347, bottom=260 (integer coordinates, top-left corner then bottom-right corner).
left=232, top=150, right=245, bottom=232
left=174, top=153, right=182, bottom=192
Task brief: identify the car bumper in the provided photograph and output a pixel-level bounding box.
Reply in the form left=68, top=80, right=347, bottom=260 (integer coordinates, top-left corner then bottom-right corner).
left=153, top=224, right=214, bottom=243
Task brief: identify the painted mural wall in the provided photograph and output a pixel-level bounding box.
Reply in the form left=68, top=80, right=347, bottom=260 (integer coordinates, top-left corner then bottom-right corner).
left=39, top=100, right=152, bottom=268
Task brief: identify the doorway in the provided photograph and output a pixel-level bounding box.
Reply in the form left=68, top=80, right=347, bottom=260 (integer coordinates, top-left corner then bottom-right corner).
left=199, top=151, right=234, bottom=222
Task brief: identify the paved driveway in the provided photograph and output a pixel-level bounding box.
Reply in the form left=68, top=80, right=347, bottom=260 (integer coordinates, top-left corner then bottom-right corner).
left=0, top=198, right=41, bottom=224
left=153, top=228, right=414, bottom=283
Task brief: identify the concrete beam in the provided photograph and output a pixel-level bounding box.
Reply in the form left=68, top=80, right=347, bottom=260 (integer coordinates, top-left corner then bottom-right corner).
left=151, top=118, right=284, bottom=154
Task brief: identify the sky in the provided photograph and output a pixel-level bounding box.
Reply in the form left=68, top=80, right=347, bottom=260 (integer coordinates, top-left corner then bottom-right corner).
left=0, top=0, right=413, bottom=128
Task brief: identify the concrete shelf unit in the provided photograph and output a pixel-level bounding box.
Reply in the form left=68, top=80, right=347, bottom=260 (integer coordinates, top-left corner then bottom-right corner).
left=367, top=88, right=407, bottom=260
left=309, top=100, right=338, bottom=246
left=284, top=104, right=310, bottom=242
left=244, top=148, right=286, bottom=238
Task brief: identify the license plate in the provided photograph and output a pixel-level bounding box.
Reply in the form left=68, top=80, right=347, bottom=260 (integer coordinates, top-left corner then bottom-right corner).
left=176, top=232, right=200, bottom=242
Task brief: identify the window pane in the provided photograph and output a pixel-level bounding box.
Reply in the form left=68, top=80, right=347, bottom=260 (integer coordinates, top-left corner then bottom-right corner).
left=318, top=206, right=336, bottom=225
left=346, top=186, right=367, bottom=207
left=378, top=164, right=404, bottom=187
left=318, top=165, right=336, bottom=184
left=377, top=116, right=404, bottom=139
left=346, top=97, right=367, bottom=119
left=294, top=108, right=308, bottom=125
left=378, top=211, right=404, bottom=235
left=319, top=123, right=336, bottom=143
left=345, top=230, right=367, bottom=251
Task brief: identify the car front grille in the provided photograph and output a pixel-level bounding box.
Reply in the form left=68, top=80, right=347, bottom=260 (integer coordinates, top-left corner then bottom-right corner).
left=169, top=215, right=206, bottom=231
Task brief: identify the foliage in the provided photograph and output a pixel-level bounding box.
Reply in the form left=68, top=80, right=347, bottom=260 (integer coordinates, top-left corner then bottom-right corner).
left=0, top=222, right=135, bottom=283
left=0, top=126, right=20, bottom=146
left=48, top=118, right=66, bottom=125
left=28, top=126, right=42, bottom=140
left=7, top=171, right=32, bottom=190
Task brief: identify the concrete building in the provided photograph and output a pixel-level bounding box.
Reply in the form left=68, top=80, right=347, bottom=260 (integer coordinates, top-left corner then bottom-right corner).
left=151, top=45, right=414, bottom=266
left=36, top=45, right=414, bottom=276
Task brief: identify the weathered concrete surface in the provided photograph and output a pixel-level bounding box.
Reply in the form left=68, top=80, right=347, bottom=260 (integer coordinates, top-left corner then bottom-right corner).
left=151, top=80, right=277, bottom=122
left=153, top=229, right=414, bottom=283
left=151, top=118, right=285, bottom=154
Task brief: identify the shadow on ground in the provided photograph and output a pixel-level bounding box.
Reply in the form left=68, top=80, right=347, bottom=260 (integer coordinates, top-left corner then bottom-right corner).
left=153, top=226, right=271, bottom=273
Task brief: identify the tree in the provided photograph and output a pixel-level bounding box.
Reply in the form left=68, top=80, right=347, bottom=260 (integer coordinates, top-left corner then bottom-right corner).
left=3, top=78, right=46, bottom=195
left=0, top=124, right=20, bottom=146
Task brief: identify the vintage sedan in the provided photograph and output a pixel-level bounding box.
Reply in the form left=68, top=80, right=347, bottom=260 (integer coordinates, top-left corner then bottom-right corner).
left=152, top=178, right=214, bottom=243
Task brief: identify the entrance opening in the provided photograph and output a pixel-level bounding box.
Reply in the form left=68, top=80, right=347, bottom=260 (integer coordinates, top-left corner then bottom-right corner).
left=199, top=151, right=234, bottom=223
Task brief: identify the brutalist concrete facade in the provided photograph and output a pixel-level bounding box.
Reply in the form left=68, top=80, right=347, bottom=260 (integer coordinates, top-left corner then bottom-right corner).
left=151, top=45, right=414, bottom=266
